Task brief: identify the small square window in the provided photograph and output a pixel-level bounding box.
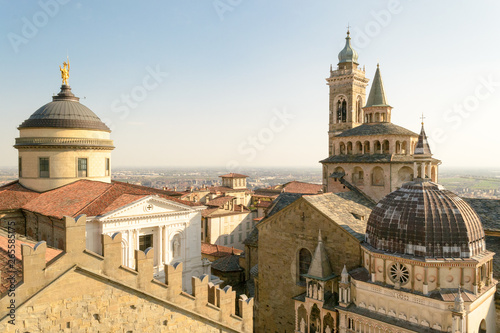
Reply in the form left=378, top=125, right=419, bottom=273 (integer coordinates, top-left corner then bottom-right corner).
left=139, top=234, right=153, bottom=252
left=230, top=235, right=234, bottom=244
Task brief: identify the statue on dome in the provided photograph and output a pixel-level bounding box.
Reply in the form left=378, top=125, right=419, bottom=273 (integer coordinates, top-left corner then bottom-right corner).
left=60, top=59, right=70, bottom=85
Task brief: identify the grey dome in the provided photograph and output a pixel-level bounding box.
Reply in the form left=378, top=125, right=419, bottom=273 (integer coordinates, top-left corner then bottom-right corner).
left=365, top=179, right=486, bottom=258
left=19, top=85, right=110, bottom=131
left=338, top=30, right=359, bottom=64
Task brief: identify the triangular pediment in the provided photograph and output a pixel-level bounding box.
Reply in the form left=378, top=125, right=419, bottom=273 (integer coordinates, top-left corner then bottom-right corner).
left=99, top=195, right=194, bottom=220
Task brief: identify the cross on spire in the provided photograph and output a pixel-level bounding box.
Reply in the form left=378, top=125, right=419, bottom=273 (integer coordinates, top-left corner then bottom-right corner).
left=420, top=113, right=425, bottom=125
left=346, top=23, right=350, bottom=34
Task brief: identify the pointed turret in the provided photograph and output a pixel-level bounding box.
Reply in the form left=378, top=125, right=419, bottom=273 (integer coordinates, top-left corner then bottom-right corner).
left=414, top=122, right=432, bottom=157
left=365, top=64, right=390, bottom=108
left=338, top=30, right=359, bottom=65
left=362, top=64, right=393, bottom=123
left=307, top=230, right=333, bottom=279
left=341, top=265, right=349, bottom=283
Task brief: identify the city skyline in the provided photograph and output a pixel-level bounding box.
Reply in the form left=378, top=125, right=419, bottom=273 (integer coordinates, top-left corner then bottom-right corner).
left=1, top=1, right=500, bottom=169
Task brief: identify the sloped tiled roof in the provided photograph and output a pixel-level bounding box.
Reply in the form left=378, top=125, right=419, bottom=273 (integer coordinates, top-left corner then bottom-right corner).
left=206, top=196, right=235, bottom=208
left=335, top=122, right=417, bottom=138
left=0, top=232, right=62, bottom=295
left=20, top=180, right=202, bottom=219
left=211, top=254, right=243, bottom=272
left=201, top=243, right=243, bottom=258
left=0, top=181, right=39, bottom=211
left=303, top=193, right=372, bottom=241
left=243, top=227, right=259, bottom=246
left=219, top=173, right=248, bottom=178
left=266, top=193, right=304, bottom=217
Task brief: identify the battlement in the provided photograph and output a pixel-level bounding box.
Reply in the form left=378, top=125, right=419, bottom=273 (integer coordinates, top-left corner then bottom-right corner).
left=0, top=215, right=253, bottom=332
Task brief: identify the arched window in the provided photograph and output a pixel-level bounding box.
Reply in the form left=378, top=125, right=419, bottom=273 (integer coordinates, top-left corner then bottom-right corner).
left=372, top=167, right=385, bottom=186
left=364, top=141, right=370, bottom=154
left=402, top=141, right=407, bottom=155
left=479, top=319, right=486, bottom=333
left=298, top=248, right=312, bottom=283
left=375, top=112, right=380, bottom=122
left=355, top=141, right=362, bottom=154
left=339, top=142, right=346, bottom=155
left=374, top=141, right=381, bottom=154
left=336, top=100, right=342, bottom=123
left=382, top=140, right=390, bottom=154
left=347, top=142, right=353, bottom=155
left=395, top=141, right=401, bottom=154
left=341, top=100, right=347, bottom=122
left=356, top=96, right=363, bottom=123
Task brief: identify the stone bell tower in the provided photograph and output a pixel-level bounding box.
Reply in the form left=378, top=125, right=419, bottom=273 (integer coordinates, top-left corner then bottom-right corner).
left=327, top=30, right=369, bottom=156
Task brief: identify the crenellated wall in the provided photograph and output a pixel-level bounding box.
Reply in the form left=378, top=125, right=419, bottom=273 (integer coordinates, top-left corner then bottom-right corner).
left=0, top=215, right=253, bottom=332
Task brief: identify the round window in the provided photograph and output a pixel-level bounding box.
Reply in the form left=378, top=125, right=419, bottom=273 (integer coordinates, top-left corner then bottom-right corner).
left=389, top=262, right=409, bottom=284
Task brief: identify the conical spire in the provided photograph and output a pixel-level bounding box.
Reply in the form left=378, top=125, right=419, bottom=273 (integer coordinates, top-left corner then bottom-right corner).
left=365, top=64, right=390, bottom=107
left=307, top=230, right=333, bottom=279
left=338, top=30, right=359, bottom=64
left=341, top=264, right=349, bottom=283
left=414, top=120, right=432, bottom=156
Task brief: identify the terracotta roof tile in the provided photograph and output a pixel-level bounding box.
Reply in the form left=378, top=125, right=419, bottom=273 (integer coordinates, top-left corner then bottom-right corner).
left=219, top=173, right=248, bottom=178
left=21, top=180, right=202, bottom=219
left=206, top=196, right=235, bottom=208
left=0, top=181, right=39, bottom=211
left=201, top=242, right=243, bottom=257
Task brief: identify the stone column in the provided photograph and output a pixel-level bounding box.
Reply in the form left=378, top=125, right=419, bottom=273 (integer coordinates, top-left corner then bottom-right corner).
left=163, top=226, right=168, bottom=264
left=158, top=225, right=163, bottom=267
left=413, top=162, right=417, bottom=179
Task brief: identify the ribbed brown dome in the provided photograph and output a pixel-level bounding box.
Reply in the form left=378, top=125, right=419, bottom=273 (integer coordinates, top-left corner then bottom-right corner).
left=19, top=85, right=110, bottom=131
left=365, top=179, right=485, bottom=258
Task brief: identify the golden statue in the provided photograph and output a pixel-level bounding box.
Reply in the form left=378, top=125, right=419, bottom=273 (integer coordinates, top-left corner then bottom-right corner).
left=59, top=60, right=70, bottom=85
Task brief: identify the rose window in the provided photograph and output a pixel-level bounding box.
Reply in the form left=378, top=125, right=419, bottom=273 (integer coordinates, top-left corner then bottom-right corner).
left=389, top=262, right=409, bottom=284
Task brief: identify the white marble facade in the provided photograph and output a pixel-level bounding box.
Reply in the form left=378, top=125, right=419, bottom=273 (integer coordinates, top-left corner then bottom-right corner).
left=86, top=195, right=205, bottom=293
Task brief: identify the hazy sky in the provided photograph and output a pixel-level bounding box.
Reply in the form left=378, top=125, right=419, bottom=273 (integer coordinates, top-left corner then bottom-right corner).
left=1, top=0, right=499, bottom=170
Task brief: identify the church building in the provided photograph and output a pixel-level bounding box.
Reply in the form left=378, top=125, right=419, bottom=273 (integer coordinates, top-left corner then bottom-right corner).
left=320, top=30, right=441, bottom=202
left=0, top=68, right=206, bottom=291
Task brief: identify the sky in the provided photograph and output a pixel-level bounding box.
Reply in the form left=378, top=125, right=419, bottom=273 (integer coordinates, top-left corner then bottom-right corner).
left=1, top=0, right=499, bottom=170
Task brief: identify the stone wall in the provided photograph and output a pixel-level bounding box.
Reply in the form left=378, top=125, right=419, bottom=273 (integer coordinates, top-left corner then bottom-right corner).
left=0, top=210, right=26, bottom=235
left=0, top=215, right=253, bottom=332
left=256, top=199, right=362, bottom=332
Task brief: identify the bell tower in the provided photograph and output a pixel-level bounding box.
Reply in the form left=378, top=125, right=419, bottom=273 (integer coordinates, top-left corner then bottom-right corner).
left=327, top=30, right=369, bottom=156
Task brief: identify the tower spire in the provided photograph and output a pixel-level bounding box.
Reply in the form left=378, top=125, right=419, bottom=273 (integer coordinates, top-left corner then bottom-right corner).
left=414, top=121, right=432, bottom=156
left=365, top=64, right=389, bottom=108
